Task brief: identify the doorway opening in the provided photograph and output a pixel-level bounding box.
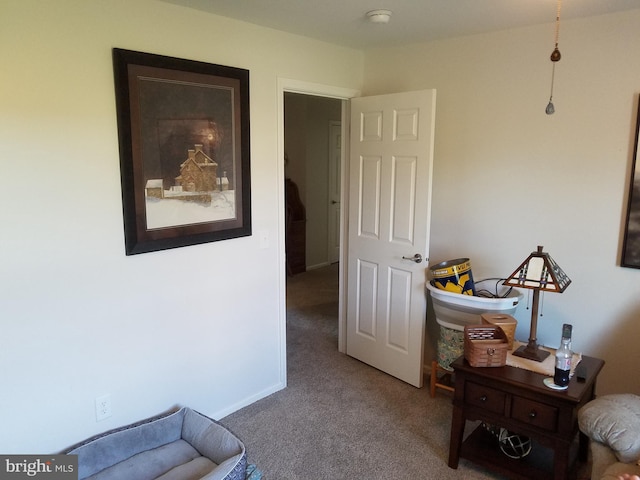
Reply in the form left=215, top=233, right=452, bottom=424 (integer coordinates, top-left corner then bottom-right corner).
left=284, top=92, right=342, bottom=272
left=284, top=92, right=342, bottom=343
left=278, top=84, right=435, bottom=388
left=276, top=79, right=359, bottom=386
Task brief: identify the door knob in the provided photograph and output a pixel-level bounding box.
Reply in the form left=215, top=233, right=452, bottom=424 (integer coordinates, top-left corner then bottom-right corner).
left=402, top=253, right=423, bottom=263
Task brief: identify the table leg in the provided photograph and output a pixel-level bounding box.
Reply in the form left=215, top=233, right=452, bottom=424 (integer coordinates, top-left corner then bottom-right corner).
left=448, top=404, right=465, bottom=469
left=578, top=430, right=589, bottom=463
left=553, top=442, right=571, bottom=480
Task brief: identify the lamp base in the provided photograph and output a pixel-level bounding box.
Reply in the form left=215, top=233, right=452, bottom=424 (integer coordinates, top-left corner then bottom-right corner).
left=512, top=344, right=551, bottom=362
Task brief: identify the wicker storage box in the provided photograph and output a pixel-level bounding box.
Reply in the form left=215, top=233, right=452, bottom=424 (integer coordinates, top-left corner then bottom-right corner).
left=481, top=313, right=517, bottom=350
left=464, top=325, right=508, bottom=367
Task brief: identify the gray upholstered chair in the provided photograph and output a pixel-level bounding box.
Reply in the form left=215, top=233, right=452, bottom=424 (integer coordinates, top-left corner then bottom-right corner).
left=578, top=394, right=640, bottom=480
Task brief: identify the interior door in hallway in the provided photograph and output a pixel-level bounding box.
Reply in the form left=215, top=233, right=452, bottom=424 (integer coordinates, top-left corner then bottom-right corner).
left=346, top=89, right=436, bottom=388
left=328, top=121, right=341, bottom=264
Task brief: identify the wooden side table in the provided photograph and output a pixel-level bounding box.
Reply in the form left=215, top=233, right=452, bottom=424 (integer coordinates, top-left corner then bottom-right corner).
left=448, top=354, right=604, bottom=480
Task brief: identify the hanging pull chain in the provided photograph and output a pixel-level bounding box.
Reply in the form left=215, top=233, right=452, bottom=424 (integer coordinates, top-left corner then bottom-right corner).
left=546, top=0, right=562, bottom=115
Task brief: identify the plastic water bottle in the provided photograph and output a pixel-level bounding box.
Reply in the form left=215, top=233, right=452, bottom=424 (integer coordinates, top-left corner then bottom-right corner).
left=553, top=324, right=573, bottom=387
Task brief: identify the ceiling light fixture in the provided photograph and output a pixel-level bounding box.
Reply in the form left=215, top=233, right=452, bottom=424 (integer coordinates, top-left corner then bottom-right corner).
left=367, top=9, right=392, bottom=24
left=545, top=0, right=563, bottom=115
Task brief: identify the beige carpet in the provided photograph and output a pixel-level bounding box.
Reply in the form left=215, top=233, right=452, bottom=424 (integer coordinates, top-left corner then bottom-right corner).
left=222, top=264, right=590, bottom=479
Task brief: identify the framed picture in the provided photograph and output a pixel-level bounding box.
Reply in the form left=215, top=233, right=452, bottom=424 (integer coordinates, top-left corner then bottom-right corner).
left=113, top=48, right=251, bottom=255
left=622, top=95, right=640, bottom=268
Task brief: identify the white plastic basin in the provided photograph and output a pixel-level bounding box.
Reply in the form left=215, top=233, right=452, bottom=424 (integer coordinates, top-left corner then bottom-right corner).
left=426, top=280, right=523, bottom=331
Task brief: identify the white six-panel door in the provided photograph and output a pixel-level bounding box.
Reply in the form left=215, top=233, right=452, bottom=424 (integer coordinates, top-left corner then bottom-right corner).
left=346, top=90, right=436, bottom=387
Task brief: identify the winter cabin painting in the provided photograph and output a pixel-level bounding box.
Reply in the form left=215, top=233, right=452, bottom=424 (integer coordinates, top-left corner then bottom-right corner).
left=113, top=48, right=250, bottom=255
left=145, top=144, right=233, bottom=230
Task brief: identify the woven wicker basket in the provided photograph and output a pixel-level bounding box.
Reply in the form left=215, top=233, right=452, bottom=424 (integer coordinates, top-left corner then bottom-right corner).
left=464, top=325, right=508, bottom=367
left=481, top=313, right=517, bottom=350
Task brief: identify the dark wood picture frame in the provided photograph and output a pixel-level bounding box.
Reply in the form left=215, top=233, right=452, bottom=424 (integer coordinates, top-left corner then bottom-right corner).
left=113, top=48, right=251, bottom=255
left=622, top=95, right=640, bottom=268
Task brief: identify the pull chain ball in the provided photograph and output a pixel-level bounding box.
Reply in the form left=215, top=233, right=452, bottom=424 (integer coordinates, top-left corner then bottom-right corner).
left=546, top=98, right=555, bottom=115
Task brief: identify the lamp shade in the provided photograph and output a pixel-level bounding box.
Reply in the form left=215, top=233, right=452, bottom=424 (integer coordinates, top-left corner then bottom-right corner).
left=503, top=246, right=571, bottom=293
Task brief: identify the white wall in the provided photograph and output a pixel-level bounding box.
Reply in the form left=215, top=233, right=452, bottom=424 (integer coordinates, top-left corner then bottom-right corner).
left=284, top=93, right=308, bottom=198
left=363, top=9, right=640, bottom=395
left=0, top=0, right=362, bottom=453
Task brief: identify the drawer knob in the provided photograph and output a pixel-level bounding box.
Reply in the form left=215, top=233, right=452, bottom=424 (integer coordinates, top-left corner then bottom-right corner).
left=480, top=395, right=488, bottom=402
left=529, top=410, right=537, bottom=419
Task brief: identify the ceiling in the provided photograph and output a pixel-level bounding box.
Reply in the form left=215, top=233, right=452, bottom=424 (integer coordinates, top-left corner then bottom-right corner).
left=160, top=0, right=640, bottom=49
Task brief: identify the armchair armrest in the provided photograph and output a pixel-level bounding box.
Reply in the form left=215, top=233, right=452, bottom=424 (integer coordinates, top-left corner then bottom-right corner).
left=578, top=394, right=640, bottom=464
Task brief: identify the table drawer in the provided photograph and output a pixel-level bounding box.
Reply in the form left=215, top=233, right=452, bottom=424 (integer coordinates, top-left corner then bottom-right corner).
left=511, top=396, right=558, bottom=431
left=465, top=381, right=506, bottom=415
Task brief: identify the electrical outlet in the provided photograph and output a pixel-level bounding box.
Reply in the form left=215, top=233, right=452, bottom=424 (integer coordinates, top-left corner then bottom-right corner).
left=95, top=394, right=112, bottom=422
